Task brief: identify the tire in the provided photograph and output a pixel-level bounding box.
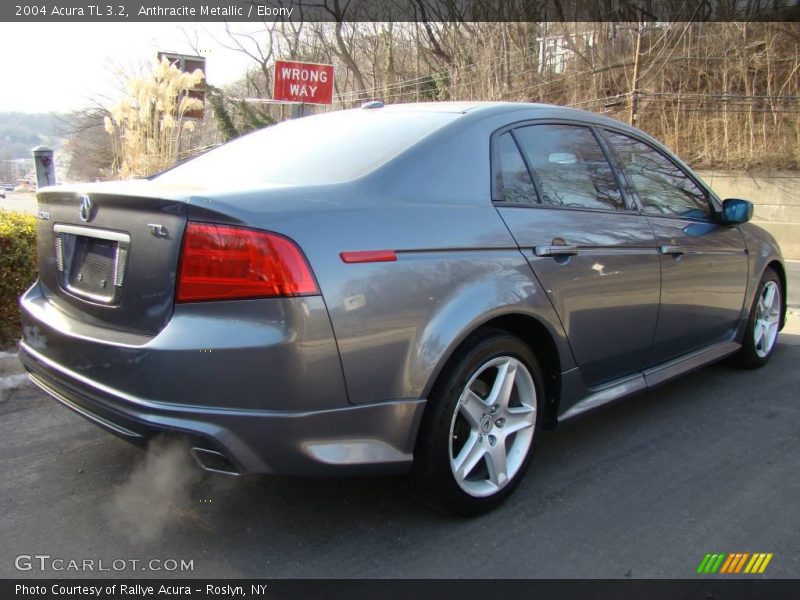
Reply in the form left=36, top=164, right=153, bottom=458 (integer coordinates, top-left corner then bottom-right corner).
left=731, top=268, right=782, bottom=369
left=409, top=329, right=544, bottom=516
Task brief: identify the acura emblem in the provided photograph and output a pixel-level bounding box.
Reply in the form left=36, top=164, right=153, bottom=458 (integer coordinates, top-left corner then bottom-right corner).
left=79, top=195, right=93, bottom=222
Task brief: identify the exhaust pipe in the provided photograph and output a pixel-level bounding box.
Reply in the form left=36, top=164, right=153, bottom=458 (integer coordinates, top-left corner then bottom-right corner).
left=190, top=446, right=240, bottom=476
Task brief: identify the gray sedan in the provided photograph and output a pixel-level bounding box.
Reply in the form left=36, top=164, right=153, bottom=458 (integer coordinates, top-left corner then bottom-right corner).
left=19, top=102, right=785, bottom=515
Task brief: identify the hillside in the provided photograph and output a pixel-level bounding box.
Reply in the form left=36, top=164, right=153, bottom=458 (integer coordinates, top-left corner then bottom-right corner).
left=0, top=112, right=65, bottom=160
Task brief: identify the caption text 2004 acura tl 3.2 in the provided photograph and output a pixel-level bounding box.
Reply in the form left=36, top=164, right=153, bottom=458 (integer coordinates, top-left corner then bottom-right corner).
left=19, top=102, right=785, bottom=515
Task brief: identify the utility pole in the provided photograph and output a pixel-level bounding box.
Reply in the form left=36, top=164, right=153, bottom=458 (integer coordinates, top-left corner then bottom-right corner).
left=628, top=22, right=643, bottom=125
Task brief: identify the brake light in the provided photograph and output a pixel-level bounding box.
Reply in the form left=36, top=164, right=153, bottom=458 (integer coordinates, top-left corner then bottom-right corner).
left=176, top=222, right=318, bottom=302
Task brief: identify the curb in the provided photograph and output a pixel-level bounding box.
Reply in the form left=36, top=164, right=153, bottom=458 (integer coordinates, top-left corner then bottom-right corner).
left=0, top=351, right=29, bottom=394
left=782, top=309, right=800, bottom=338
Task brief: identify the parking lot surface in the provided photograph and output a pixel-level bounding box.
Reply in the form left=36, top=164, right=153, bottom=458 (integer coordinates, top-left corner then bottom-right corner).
left=2, top=330, right=799, bottom=579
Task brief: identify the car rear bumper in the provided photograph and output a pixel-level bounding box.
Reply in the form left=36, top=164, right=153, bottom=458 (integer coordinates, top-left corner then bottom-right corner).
left=19, top=341, right=425, bottom=475
left=18, top=282, right=425, bottom=476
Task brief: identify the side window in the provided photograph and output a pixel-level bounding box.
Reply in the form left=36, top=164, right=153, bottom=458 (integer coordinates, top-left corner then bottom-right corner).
left=513, top=124, right=624, bottom=211
left=605, top=130, right=710, bottom=219
left=494, top=132, right=538, bottom=205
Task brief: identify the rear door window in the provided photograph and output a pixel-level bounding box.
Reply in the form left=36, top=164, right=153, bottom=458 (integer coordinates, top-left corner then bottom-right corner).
left=494, top=132, right=538, bottom=205
left=513, top=124, right=625, bottom=211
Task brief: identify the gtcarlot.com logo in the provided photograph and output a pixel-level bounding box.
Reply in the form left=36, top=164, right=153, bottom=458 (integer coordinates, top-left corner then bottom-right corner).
left=697, top=552, right=773, bottom=574
left=14, top=554, right=194, bottom=572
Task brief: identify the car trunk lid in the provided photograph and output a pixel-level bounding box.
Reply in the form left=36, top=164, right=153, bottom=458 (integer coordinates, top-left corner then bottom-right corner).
left=35, top=182, right=190, bottom=337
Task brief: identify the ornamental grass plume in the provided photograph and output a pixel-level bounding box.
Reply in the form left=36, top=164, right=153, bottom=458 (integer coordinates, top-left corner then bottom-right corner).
left=104, top=57, right=204, bottom=179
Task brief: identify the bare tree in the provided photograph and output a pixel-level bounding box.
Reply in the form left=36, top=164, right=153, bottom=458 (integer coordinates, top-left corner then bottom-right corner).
left=58, top=108, right=114, bottom=182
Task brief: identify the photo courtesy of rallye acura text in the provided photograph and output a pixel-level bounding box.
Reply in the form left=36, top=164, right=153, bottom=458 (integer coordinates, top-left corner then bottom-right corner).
left=14, top=584, right=261, bottom=597
left=19, top=102, right=785, bottom=515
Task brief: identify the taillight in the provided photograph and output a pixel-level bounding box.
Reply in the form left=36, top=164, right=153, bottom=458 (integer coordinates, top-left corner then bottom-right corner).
left=176, top=222, right=318, bottom=302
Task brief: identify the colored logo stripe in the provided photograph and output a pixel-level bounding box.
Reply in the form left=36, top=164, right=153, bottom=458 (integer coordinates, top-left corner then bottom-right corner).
left=697, top=554, right=726, bottom=574
left=719, top=554, right=736, bottom=573
left=698, top=553, right=773, bottom=574
left=745, top=553, right=774, bottom=574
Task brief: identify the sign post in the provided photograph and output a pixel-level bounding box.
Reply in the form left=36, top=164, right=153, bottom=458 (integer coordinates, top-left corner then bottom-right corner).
left=32, top=146, right=56, bottom=189
left=273, top=60, right=335, bottom=117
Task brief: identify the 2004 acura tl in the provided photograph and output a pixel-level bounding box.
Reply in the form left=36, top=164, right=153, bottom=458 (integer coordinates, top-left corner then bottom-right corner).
left=19, top=102, right=785, bottom=515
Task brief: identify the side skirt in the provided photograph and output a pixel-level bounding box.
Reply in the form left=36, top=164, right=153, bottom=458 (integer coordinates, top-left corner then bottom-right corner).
left=558, top=340, right=741, bottom=423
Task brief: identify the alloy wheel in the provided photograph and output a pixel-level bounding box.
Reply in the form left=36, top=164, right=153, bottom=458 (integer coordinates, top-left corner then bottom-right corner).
left=754, top=280, right=781, bottom=358
left=448, top=356, right=537, bottom=498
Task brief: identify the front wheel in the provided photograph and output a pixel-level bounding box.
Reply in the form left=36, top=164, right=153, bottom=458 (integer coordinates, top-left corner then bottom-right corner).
left=410, top=330, right=543, bottom=516
left=732, top=269, right=782, bottom=369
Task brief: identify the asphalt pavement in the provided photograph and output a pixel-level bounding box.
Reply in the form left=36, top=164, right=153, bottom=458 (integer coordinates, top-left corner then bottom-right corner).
left=1, top=333, right=799, bottom=579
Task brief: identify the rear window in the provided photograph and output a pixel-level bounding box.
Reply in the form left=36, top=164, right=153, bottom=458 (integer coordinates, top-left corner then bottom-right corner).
left=155, top=109, right=457, bottom=186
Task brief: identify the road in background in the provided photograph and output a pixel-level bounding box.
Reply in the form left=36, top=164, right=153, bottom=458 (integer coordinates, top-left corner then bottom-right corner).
left=0, top=191, right=37, bottom=215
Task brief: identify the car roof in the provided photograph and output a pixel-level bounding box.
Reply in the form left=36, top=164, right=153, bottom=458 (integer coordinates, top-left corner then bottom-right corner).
left=358, top=100, right=631, bottom=130
left=364, top=100, right=570, bottom=116
left=375, top=101, right=515, bottom=114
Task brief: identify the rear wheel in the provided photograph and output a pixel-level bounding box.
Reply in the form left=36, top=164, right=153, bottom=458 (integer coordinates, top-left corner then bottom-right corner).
left=732, top=269, right=782, bottom=369
left=410, top=330, right=543, bottom=516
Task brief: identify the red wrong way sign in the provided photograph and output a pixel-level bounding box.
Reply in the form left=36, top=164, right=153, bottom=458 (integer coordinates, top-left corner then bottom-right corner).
left=273, top=60, right=335, bottom=105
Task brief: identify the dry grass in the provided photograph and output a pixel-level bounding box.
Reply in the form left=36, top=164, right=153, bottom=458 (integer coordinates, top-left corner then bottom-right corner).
left=104, top=58, right=204, bottom=179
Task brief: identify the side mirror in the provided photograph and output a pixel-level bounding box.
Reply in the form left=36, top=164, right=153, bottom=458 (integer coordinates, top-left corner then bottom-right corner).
left=720, top=198, right=753, bottom=225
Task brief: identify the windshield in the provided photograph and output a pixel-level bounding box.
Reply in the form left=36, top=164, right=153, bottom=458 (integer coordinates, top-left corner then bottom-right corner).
left=155, top=109, right=458, bottom=186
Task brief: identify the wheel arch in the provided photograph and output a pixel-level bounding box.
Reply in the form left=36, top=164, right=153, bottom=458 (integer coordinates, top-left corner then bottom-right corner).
left=766, top=260, right=787, bottom=329
left=421, top=312, right=566, bottom=430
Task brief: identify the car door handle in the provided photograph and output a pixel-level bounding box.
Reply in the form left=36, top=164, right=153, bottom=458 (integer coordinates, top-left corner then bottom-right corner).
left=659, top=245, right=686, bottom=255
left=534, top=245, right=579, bottom=257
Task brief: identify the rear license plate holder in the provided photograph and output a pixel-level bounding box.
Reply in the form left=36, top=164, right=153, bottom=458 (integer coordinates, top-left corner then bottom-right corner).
left=53, top=224, right=130, bottom=304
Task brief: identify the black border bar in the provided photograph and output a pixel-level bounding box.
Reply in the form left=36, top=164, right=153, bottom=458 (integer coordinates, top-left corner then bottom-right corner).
left=4, top=579, right=800, bottom=600
left=2, top=0, right=799, bottom=23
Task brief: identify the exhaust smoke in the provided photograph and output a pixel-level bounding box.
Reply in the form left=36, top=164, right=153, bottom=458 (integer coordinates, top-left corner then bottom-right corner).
left=106, top=436, right=201, bottom=543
